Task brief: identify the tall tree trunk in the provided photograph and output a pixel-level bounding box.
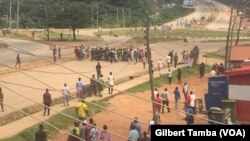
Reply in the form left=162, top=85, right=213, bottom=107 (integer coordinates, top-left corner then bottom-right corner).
left=72, top=27, right=76, bottom=41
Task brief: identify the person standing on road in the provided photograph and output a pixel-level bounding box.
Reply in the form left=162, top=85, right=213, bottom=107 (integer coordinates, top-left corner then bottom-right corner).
left=76, top=100, right=89, bottom=121
left=96, top=62, right=102, bottom=79
left=167, top=69, right=172, bottom=85
left=161, top=88, right=170, bottom=113
left=76, top=77, right=84, bottom=99
left=108, top=72, right=114, bottom=95
left=15, top=54, right=21, bottom=68
left=43, top=88, right=52, bottom=116
left=35, top=124, right=48, bottom=141
left=58, top=47, right=61, bottom=60
left=89, top=123, right=99, bottom=141
left=62, top=83, right=70, bottom=106
left=0, top=87, right=4, bottom=112
left=53, top=45, right=57, bottom=62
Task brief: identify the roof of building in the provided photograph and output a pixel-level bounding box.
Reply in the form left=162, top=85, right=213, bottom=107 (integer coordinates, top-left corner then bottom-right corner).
left=230, top=46, right=250, bottom=61
left=225, top=66, right=250, bottom=77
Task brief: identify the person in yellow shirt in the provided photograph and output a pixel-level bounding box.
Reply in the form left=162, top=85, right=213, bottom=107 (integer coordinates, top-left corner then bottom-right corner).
left=76, top=100, right=89, bottom=121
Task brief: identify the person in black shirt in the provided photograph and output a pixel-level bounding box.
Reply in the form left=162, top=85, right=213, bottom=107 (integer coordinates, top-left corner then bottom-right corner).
left=35, top=124, right=47, bottom=141
left=96, top=62, right=102, bottom=79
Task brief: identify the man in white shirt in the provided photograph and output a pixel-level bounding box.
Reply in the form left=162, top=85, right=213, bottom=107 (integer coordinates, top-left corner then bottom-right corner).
left=167, top=69, right=172, bottom=85
left=108, top=72, right=114, bottom=95
left=153, top=88, right=158, bottom=99
left=210, top=69, right=216, bottom=77
left=157, top=59, right=164, bottom=75
left=62, top=83, right=70, bottom=106
left=183, top=82, right=188, bottom=100
left=166, top=55, right=171, bottom=69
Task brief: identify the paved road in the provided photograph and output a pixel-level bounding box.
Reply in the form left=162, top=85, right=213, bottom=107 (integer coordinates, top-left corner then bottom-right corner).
left=205, top=0, right=231, bottom=30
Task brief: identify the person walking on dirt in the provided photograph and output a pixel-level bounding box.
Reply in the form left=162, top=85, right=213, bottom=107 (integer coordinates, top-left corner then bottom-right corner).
left=108, top=72, right=114, bottom=95
left=35, top=124, right=48, bottom=141
left=96, top=62, right=102, bottom=79
left=177, top=68, right=182, bottom=84
left=0, top=87, right=4, bottom=112
left=167, top=69, right=172, bottom=85
left=161, top=88, right=170, bottom=113
left=154, top=94, right=162, bottom=122
left=100, top=125, right=111, bottom=141
left=130, top=117, right=142, bottom=140
left=199, top=62, right=205, bottom=78
left=76, top=100, right=89, bottom=121
left=43, top=88, right=52, bottom=116
left=174, top=87, right=181, bottom=109
left=15, top=54, right=21, bottom=68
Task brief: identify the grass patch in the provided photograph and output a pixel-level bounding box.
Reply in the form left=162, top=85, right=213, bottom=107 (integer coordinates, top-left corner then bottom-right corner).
left=101, top=29, right=250, bottom=39
left=0, top=30, right=101, bottom=42
left=204, top=52, right=225, bottom=59
left=126, top=65, right=211, bottom=93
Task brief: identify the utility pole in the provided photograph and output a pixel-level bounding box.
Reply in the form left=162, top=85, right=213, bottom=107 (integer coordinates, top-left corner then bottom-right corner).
left=16, top=0, right=19, bottom=32
left=145, top=10, right=157, bottom=124
left=91, top=6, right=93, bottom=28
left=116, top=8, right=119, bottom=26
left=235, top=12, right=243, bottom=46
left=44, top=5, right=49, bottom=40
left=9, top=0, right=12, bottom=30
left=225, top=7, right=233, bottom=71
left=96, top=5, right=99, bottom=28
left=122, top=8, right=125, bottom=28
left=228, top=15, right=237, bottom=69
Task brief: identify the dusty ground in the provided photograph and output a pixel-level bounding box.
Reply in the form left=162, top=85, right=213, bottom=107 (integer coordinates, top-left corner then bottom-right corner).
left=52, top=73, right=209, bottom=141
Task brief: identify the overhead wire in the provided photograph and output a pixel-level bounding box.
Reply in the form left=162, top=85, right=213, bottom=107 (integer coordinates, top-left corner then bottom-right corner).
left=0, top=37, right=225, bottom=125
left=0, top=84, right=132, bottom=141
left=0, top=102, right=85, bottom=141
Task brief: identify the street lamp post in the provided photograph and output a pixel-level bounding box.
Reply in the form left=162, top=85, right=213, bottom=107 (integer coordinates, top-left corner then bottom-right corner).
left=235, top=11, right=244, bottom=46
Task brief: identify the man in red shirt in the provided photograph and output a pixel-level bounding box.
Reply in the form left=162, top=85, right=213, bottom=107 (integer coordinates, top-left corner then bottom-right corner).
left=43, top=88, right=52, bottom=116
left=154, top=94, right=162, bottom=122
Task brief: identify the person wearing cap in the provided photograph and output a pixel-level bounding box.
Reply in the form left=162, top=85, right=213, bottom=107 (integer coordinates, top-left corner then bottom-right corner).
left=43, top=88, right=53, bottom=116
left=76, top=100, right=89, bottom=121
left=35, top=124, right=48, bottom=141
left=129, top=117, right=142, bottom=140
left=79, top=120, right=87, bottom=140
left=128, top=125, right=139, bottom=141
